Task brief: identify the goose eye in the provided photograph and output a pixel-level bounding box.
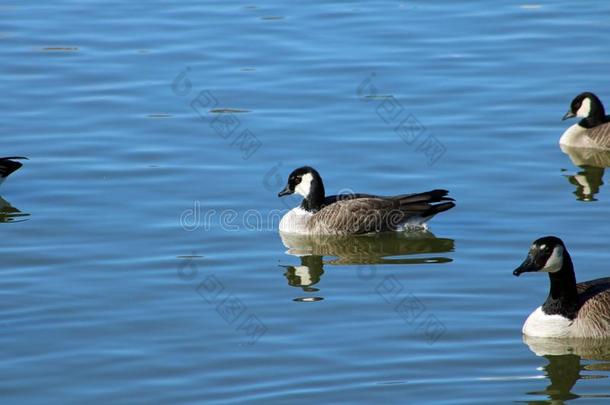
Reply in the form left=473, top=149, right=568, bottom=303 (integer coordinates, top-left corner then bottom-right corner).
left=295, top=176, right=302, bottom=183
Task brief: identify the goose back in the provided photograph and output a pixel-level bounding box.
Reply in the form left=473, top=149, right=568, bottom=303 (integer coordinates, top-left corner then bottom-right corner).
left=306, top=190, right=454, bottom=235
left=573, top=278, right=610, bottom=337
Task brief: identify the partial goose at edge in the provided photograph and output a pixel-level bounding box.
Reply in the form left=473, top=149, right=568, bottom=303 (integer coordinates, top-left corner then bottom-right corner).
left=0, top=156, right=27, bottom=187
left=513, top=236, right=610, bottom=338
left=560, top=92, right=610, bottom=150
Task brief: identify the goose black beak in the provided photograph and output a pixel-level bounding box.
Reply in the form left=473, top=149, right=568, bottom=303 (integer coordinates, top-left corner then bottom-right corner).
left=278, top=186, right=292, bottom=197
left=562, top=111, right=576, bottom=121
left=513, top=256, right=539, bottom=277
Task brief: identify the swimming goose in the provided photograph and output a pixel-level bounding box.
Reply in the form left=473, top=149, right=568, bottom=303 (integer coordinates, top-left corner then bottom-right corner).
left=560, top=92, right=610, bottom=149
left=513, top=236, right=610, bottom=338
left=277, top=166, right=455, bottom=235
left=0, top=157, right=27, bottom=187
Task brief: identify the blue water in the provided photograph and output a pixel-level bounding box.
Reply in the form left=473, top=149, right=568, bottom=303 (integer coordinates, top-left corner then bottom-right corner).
left=3, top=1, right=610, bottom=403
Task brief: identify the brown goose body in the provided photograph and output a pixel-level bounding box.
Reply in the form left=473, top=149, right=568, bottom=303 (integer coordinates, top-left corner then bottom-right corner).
left=571, top=278, right=610, bottom=337
left=561, top=122, right=610, bottom=150
left=305, top=191, right=454, bottom=235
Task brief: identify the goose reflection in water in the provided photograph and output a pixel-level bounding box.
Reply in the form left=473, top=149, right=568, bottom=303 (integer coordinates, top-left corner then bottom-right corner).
left=0, top=196, right=29, bottom=223
left=282, top=255, right=325, bottom=300
left=561, top=145, right=610, bottom=201
left=279, top=231, right=454, bottom=302
left=522, top=336, right=610, bottom=404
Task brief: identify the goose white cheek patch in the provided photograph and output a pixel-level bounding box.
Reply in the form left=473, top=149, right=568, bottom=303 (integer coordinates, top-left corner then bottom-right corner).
left=541, top=245, right=564, bottom=273
left=576, top=98, right=591, bottom=118
left=295, top=173, right=313, bottom=197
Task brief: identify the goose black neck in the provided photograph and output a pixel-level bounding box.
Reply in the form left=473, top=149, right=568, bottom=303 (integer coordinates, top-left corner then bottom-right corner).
left=542, top=249, right=578, bottom=319
left=580, top=95, right=607, bottom=128
left=300, top=174, right=325, bottom=213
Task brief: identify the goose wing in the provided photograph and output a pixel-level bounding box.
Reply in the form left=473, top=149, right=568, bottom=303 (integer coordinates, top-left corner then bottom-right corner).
left=584, top=123, right=610, bottom=150
left=576, top=278, right=610, bottom=336
left=308, top=190, right=454, bottom=235
left=308, top=197, right=403, bottom=234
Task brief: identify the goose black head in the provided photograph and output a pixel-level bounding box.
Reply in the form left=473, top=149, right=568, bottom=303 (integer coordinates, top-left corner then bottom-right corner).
left=278, top=166, right=323, bottom=198
left=513, top=236, right=566, bottom=277
left=562, top=92, right=605, bottom=122
left=278, top=166, right=326, bottom=212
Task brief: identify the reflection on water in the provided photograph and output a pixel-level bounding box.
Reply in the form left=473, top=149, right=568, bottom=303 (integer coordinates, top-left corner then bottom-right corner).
left=523, top=336, right=610, bottom=404
left=282, top=255, right=324, bottom=291
left=279, top=231, right=454, bottom=301
left=561, top=145, right=610, bottom=201
left=0, top=196, right=29, bottom=223
left=280, top=255, right=326, bottom=302
left=279, top=231, right=454, bottom=265
left=565, top=166, right=604, bottom=202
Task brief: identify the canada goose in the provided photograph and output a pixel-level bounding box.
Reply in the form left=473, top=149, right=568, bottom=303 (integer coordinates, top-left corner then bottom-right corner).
left=277, top=166, right=455, bottom=235
left=0, top=157, right=27, bottom=187
left=513, top=236, right=610, bottom=338
left=560, top=92, right=610, bottom=149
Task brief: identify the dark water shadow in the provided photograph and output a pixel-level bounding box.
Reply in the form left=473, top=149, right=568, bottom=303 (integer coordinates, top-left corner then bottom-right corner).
left=0, top=196, right=29, bottom=223
left=561, top=145, right=610, bottom=202
left=521, top=336, right=610, bottom=404
left=278, top=231, right=454, bottom=301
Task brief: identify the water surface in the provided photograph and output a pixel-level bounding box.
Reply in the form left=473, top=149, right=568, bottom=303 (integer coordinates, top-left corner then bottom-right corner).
left=3, top=1, right=610, bottom=403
